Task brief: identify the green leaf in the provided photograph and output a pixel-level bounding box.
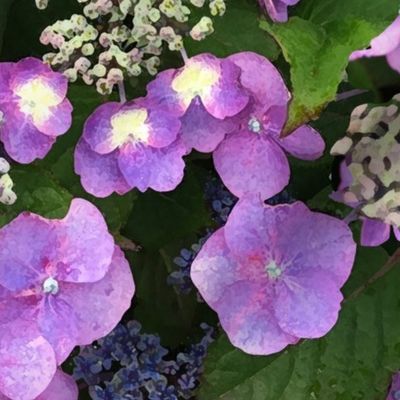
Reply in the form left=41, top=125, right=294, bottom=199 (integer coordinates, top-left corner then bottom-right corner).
left=198, top=246, right=400, bottom=400
left=0, top=165, right=72, bottom=227
left=186, top=0, right=279, bottom=60
left=123, top=164, right=211, bottom=250
left=261, top=0, right=398, bottom=133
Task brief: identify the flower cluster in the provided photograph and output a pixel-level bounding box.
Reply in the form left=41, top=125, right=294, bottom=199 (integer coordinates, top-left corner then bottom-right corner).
left=0, top=58, right=72, bottom=163
left=0, top=199, right=135, bottom=399
left=73, top=320, right=214, bottom=400
left=75, top=51, right=325, bottom=198
left=350, top=16, right=400, bottom=74
left=0, top=157, right=16, bottom=206
left=388, top=373, right=400, bottom=400
left=191, top=195, right=356, bottom=355
left=38, top=0, right=226, bottom=94
left=258, top=0, right=301, bottom=22
left=331, top=94, right=400, bottom=246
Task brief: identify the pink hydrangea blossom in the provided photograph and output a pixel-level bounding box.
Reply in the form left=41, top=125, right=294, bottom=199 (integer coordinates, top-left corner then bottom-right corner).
left=258, top=0, right=301, bottom=22
left=75, top=99, right=186, bottom=197
left=0, top=370, right=78, bottom=400
left=350, top=17, right=400, bottom=74
left=191, top=195, right=356, bottom=355
left=0, top=58, right=72, bottom=163
left=213, top=52, right=325, bottom=200
left=387, top=372, right=400, bottom=400
left=146, top=53, right=249, bottom=153
left=0, top=199, right=135, bottom=400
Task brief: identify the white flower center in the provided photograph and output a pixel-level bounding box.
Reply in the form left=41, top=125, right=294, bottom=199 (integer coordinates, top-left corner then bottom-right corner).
left=248, top=117, right=262, bottom=133
left=265, top=260, right=282, bottom=279
left=42, top=277, right=59, bottom=295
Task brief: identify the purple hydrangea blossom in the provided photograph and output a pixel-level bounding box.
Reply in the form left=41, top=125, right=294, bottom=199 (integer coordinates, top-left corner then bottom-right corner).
left=146, top=53, right=249, bottom=154
left=213, top=52, right=325, bottom=200
left=0, top=199, right=135, bottom=400
left=387, top=372, right=400, bottom=400
left=75, top=98, right=186, bottom=197
left=0, top=369, right=78, bottom=400
left=0, top=57, right=72, bottom=163
left=350, top=17, right=400, bottom=74
left=258, top=0, right=301, bottom=22
left=191, top=195, right=356, bottom=355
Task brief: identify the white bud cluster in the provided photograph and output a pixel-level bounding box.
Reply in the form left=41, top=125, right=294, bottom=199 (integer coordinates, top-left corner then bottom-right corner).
left=37, top=0, right=227, bottom=95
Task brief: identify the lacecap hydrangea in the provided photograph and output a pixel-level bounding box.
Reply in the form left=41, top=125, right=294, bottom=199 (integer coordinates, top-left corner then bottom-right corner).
left=0, top=199, right=135, bottom=400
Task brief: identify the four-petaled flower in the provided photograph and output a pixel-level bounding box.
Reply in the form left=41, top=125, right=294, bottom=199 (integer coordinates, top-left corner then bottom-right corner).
left=350, top=17, right=400, bottom=74
left=75, top=98, right=186, bottom=197
left=191, top=195, right=356, bottom=355
left=0, top=199, right=135, bottom=400
left=213, top=52, right=325, bottom=200
left=258, top=0, right=301, bottom=22
left=0, top=57, right=72, bottom=163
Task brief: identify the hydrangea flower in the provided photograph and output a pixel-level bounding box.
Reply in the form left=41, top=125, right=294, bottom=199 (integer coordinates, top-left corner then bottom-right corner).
left=350, top=17, right=400, bottom=74
left=0, top=58, right=72, bottom=163
left=0, top=199, right=135, bottom=400
left=387, top=372, right=400, bottom=400
left=0, top=369, right=78, bottom=400
left=213, top=52, right=325, bottom=200
left=146, top=53, right=249, bottom=153
left=191, top=195, right=356, bottom=355
left=331, top=95, right=400, bottom=246
left=258, top=0, right=301, bottom=22
left=75, top=98, right=186, bottom=197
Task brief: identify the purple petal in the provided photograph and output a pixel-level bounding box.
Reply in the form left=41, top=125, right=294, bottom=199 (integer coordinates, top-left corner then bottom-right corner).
left=387, top=46, right=400, bottom=74
left=0, top=320, right=56, bottom=400
left=274, top=269, right=343, bottom=338
left=118, top=140, right=186, bottom=192
left=393, top=226, right=400, bottom=241
left=0, top=213, right=56, bottom=291
left=213, top=130, right=290, bottom=200
left=0, top=105, right=55, bottom=163
left=350, top=17, right=400, bottom=61
left=190, top=228, right=242, bottom=306
left=53, top=198, right=115, bottom=283
left=360, top=218, right=390, bottom=247
left=278, top=125, right=325, bottom=160
left=180, top=98, right=236, bottom=153
left=218, top=281, right=299, bottom=355
left=82, top=102, right=121, bottom=154
left=10, top=57, right=68, bottom=101
left=0, top=63, right=14, bottom=103
left=44, top=246, right=134, bottom=347
left=34, top=99, right=73, bottom=137
left=74, top=138, right=130, bottom=198
left=37, top=370, right=78, bottom=400
left=259, top=0, right=300, bottom=22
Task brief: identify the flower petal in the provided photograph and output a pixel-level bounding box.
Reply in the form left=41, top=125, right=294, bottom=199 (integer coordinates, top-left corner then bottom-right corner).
left=360, top=218, right=391, bottom=247
left=387, top=46, right=400, bottom=74
left=0, top=63, right=14, bottom=103
left=54, top=198, right=115, bottom=283
left=74, top=138, right=130, bottom=198
left=278, top=125, right=325, bottom=160
left=37, top=370, right=78, bottom=400
left=213, top=130, right=290, bottom=200
left=0, top=320, right=56, bottom=400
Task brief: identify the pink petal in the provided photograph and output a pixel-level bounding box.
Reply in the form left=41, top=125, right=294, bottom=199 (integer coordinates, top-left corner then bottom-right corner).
left=360, top=218, right=391, bottom=247
left=387, top=46, right=400, bottom=74
left=0, top=213, right=56, bottom=291
left=179, top=98, right=236, bottom=153
left=54, top=198, right=115, bottom=283
left=40, top=247, right=134, bottom=348
left=274, top=269, right=343, bottom=338
left=34, top=99, right=73, bottom=137
left=278, top=124, right=325, bottom=160
left=218, top=281, right=298, bottom=355
left=0, top=63, right=14, bottom=103
left=36, top=370, right=78, bottom=400
left=0, top=320, right=56, bottom=400
left=118, top=140, right=186, bottom=192
left=213, top=130, right=290, bottom=200
left=190, top=228, right=242, bottom=306
left=0, top=105, right=55, bottom=163
left=74, top=138, right=130, bottom=198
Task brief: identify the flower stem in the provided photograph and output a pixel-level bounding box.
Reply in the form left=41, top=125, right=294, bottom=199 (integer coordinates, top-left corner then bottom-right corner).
left=179, top=47, right=189, bottom=64
left=118, top=80, right=127, bottom=104
left=336, top=89, right=368, bottom=102
left=343, top=208, right=360, bottom=225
